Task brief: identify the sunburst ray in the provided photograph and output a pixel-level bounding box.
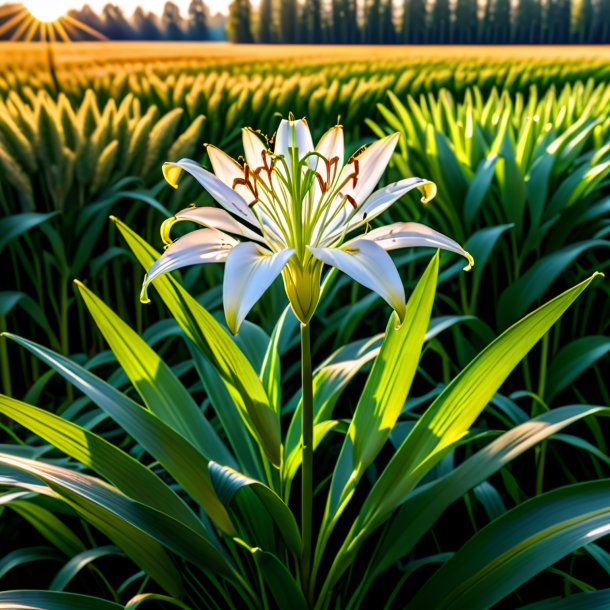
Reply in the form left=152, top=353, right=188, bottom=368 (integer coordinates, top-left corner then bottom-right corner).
left=2, top=3, right=106, bottom=42
left=11, top=13, right=35, bottom=40
left=62, top=14, right=107, bottom=40
left=0, top=8, right=29, bottom=36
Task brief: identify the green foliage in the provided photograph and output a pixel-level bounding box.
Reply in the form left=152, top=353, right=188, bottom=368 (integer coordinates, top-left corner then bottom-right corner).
left=1, top=52, right=609, bottom=608
left=0, top=218, right=605, bottom=606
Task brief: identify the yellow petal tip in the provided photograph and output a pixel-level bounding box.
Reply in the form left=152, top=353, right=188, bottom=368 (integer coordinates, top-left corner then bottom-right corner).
left=162, top=163, right=182, bottom=189
left=160, top=217, right=177, bottom=246
left=463, top=251, right=475, bottom=272
left=419, top=181, right=438, bottom=204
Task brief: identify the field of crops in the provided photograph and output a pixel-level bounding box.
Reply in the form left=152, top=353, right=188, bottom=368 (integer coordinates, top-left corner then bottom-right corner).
left=1, top=43, right=609, bottom=609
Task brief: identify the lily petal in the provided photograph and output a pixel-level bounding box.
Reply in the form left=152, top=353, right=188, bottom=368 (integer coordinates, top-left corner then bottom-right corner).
left=141, top=228, right=237, bottom=303
left=206, top=145, right=254, bottom=204
left=274, top=118, right=314, bottom=177
left=224, top=242, right=295, bottom=334
left=357, top=222, right=474, bottom=270
left=340, top=132, right=400, bottom=206
left=315, top=124, right=344, bottom=169
left=163, top=159, right=258, bottom=225
left=168, top=206, right=266, bottom=243
left=242, top=128, right=268, bottom=170
left=348, top=177, right=437, bottom=229
left=308, top=239, right=406, bottom=320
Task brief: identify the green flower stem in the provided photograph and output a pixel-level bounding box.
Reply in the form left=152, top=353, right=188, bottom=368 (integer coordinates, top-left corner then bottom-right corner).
left=301, top=321, right=314, bottom=596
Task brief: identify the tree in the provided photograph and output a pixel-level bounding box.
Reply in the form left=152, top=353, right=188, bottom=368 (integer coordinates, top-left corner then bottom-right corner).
left=597, top=0, right=610, bottom=42
left=280, top=0, right=299, bottom=43
left=67, top=4, right=106, bottom=40
left=101, top=4, right=134, bottom=39
left=401, top=0, right=427, bottom=43
left=162, top=1, right=184, bottom=40
left=257, top=0, right=275, bottom=42
left=430, top=0, right=451, bottom=43
left=381, top=0, right=396, bottom=43
left=187, top=0, right=209, bottom=40
left=575, top=0, right=594, bottom=41
left=365, top=0, right=383, bottom=43
left=227, top=0, right=255, bottom=42
left=545, top=0, right=571, bottom=43
left=454, top=0, right=478, bottom=43
left=484, top=0, right=511, bottom=43
left=515, top=0, right=542, bottom=43
left=132, top=7, right=162, bottom=40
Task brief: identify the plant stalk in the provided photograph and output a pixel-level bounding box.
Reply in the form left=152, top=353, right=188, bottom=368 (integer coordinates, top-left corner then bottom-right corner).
left=301, top=321, right=314, bottom=597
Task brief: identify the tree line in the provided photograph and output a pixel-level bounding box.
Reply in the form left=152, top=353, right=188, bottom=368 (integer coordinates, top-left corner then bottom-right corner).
left=69, top=0, right=226, bottom=41
left=3, top=0, right=609, bottom=43
left=228, top=0, right=610, bottom=44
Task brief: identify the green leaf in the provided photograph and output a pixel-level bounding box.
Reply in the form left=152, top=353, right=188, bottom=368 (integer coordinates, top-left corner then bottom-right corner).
left=0, top=212, right=58, bottom=255
left=0, top=394, right=206, bottom=535
left=283, top=333, right=382, bottom=488
left=0, top=457, right=184, bottom=597
left=324, top=253, right=439, bottom=524
left=463, top=153, right=499, bottom=225
left=520, top=590, right=610, bottom=610
left=50, top=546, right=122, bottom=591
left=4, top=333, right=234, bottom=535
left=369, top=405, right=609, bottom=583
left=250, top=548, right=308, bottom=610
left=125, top=594, right=194, bottom=610
left=7, top=499, right=85, bottom=557
left=189, top=346, right=263, bottom=478
left=361, top=273, right=602, bottom=537
left=497, top=241, right=609, bottom=326
left=113, top=216, right=281, bottom=466
left=0, top=547, right=60, bottom=580
left=320, top=273, right=602, bottom=594
left=0, top=453, right=236, bottom=587
left=465, top=224, right=513, bottom=284
left=260, top=306, right=292, bottom=415
left=407, top=480, right=610, bottom=610
left=209, top=462, right=302, bottom=556
left=75, top=281, right=234, bottom=467
left=546, top=336, right=610, bottom=400
left=0, top=591, right=123, bottom=610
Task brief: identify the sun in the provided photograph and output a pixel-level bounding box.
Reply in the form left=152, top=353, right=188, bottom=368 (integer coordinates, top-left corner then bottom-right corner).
left=0, top=1, right=106, bottom=41
left=21, top=0, right=73, bottom=23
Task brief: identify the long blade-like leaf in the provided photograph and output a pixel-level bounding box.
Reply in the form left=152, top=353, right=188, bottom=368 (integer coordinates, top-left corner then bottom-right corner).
left=360, top=272, right=602, bottom=536
left=318, top=272, right=602, bottom=597
left=113, top=216, right=281, bottom=466
left=209, top=462, right=302, bottom=556
left=407, top=480, right=610, bottom=610
left=0, top=394, right=205, bottom=536
left=370, top=405, right=609, bottom=582
left=75, top=281, right=235, bottom=467
left=0, top=590, right=123, bottom=610
left=325, top=252, right=438, bottom=522
left=4, top=333, right=234, bottom=534
left=0, top=454, right=236, bottom=582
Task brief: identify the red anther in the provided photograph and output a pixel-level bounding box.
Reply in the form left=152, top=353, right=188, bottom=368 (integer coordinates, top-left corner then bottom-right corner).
left=314, top=172, right=328, bottom=193
left=340, top=192, right=357, bottom=209
left=328, top=156, right=339, bottom=183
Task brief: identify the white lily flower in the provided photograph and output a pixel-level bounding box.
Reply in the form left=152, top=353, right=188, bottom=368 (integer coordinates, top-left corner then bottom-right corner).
left=141, top=117, right=473, bottom=333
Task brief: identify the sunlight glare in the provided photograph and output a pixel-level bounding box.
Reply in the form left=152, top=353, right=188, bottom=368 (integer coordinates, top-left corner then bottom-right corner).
left=22, top=0, right=73, bottom=23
